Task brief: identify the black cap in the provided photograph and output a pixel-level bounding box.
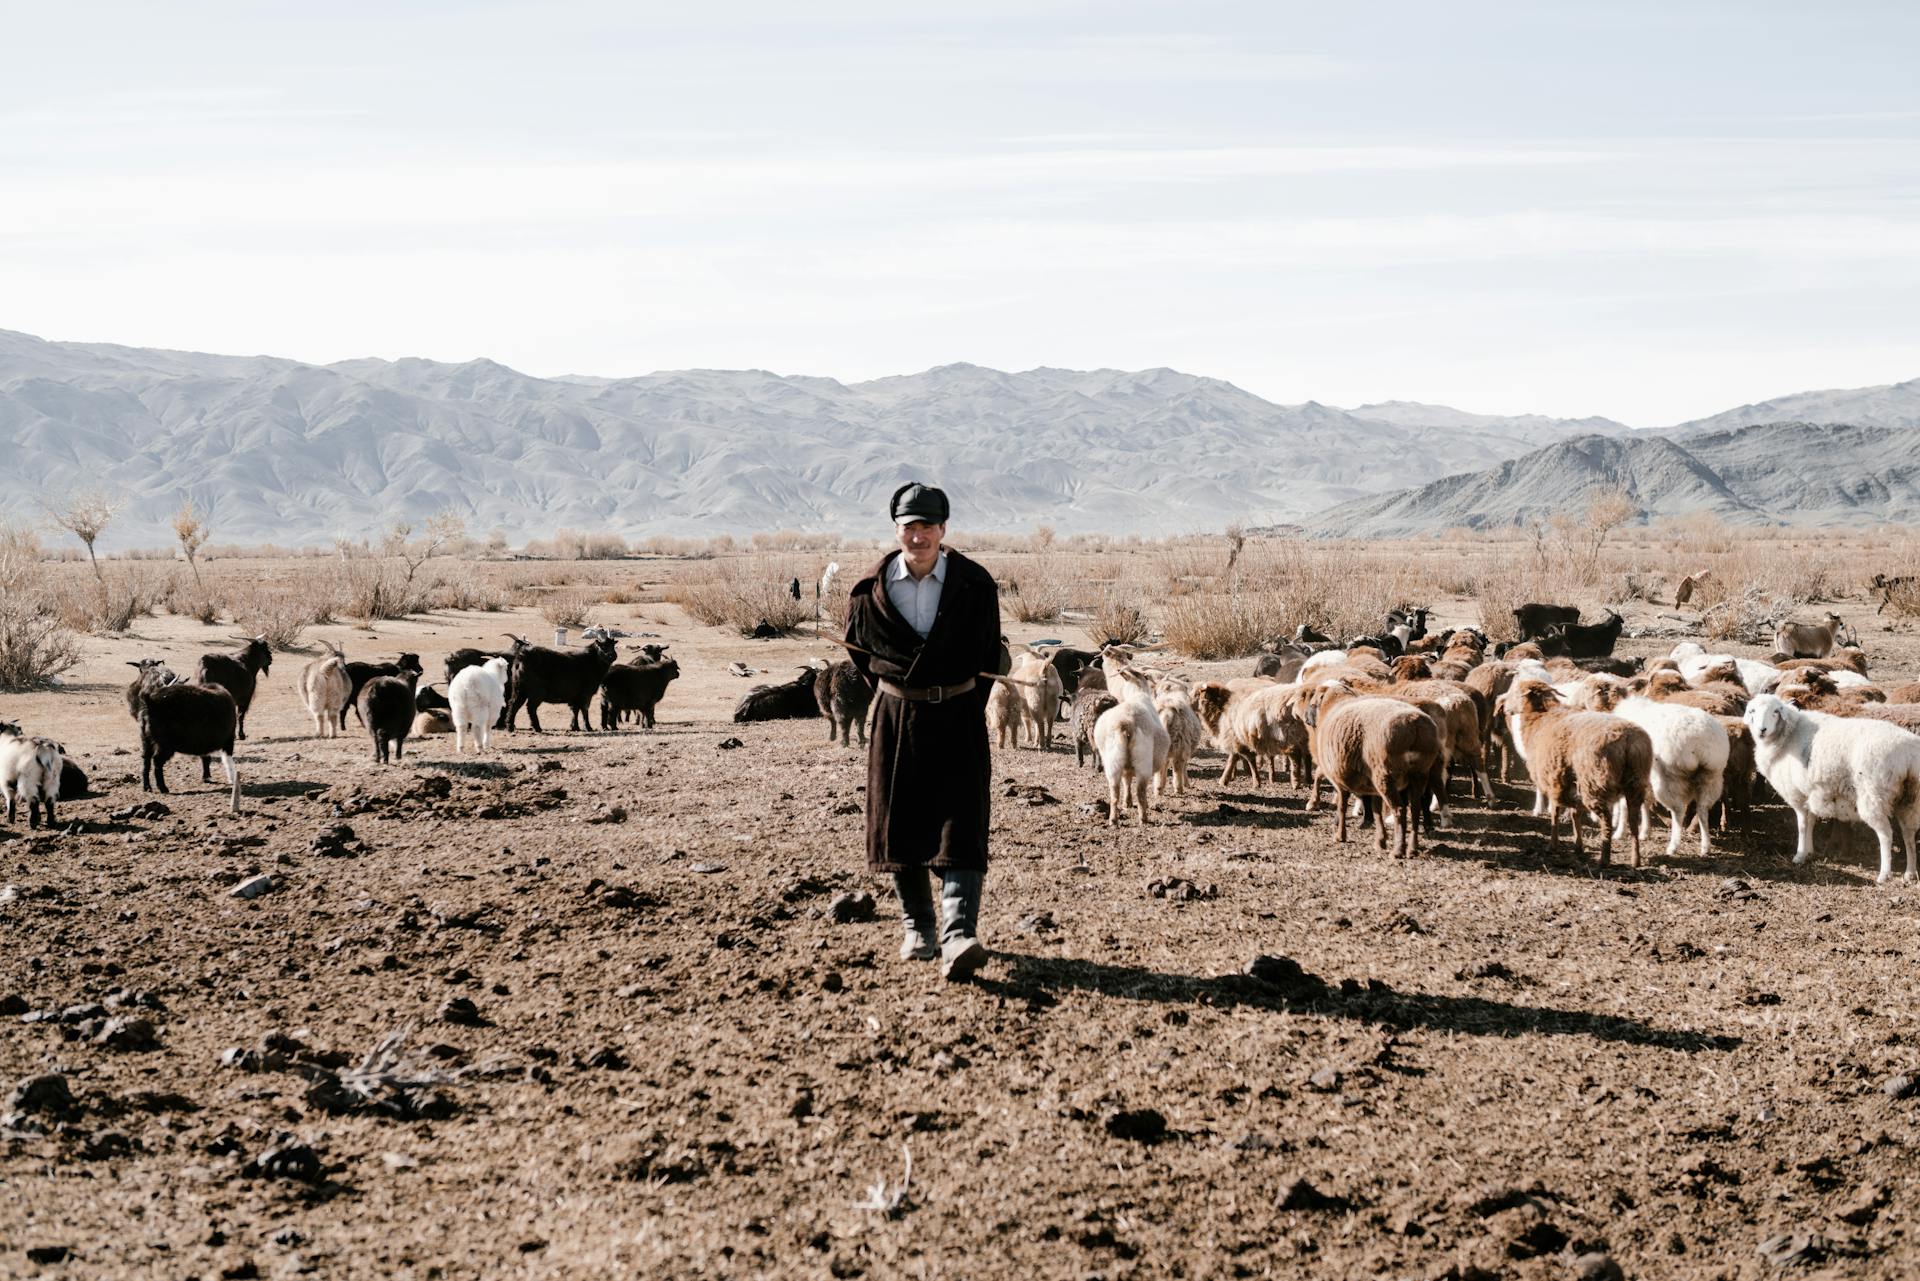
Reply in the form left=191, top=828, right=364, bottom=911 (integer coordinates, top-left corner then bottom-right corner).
left=889, top=482, right=950, bottom=527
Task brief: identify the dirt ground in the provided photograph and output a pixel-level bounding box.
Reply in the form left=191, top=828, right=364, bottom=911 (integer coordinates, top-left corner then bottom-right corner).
left=5, top=589, right=1920, bottom=1280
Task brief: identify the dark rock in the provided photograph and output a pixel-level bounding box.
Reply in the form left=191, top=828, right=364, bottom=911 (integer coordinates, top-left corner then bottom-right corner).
left=828, top=891, right=876, bottom=924
left=8, top=1073, right=74, bottom=1118
left=78, top=1129, right=136, bottom=1161
left=25, top=1246, right=71, bottom=1264
left=1244, top=954, right=1326, bottom=997
left=244, top=1140, right=324, bottom=1184
left=0, top=995, right=27, bottom=1016
left=717, top=737, right=744, bottom=750
left=1274, top=1177, right=1351, bottom=1211
left=94, top=1016, right=161, bottom=1051
left=1103, top=1107, right=1168, bottom=1144
left=439, top=997, right=485, bottom=1026
left=1147, top=877, right=1217, bottom=902
left=821, top=972, right=844, bottom=993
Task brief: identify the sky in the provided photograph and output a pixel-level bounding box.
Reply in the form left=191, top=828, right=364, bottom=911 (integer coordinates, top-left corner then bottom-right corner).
left=5, top=0, right=1919, bottom=426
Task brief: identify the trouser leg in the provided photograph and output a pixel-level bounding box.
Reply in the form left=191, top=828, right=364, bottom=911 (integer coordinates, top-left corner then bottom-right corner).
left=893, top=869, right=938, bottom=959
left=938, top=869, right=984, bottom=946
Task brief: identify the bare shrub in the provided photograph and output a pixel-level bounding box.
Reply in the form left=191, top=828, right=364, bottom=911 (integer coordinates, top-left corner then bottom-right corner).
left=44, top=489, right=124, bottom=581
left=227, top=584, right=314, bottom=650
left=424, top=569, right=508, bottom=613
left=1092, top=592, right=1151, bottom=647
left=1161, top=591, right=1288, bottom=660
left=1004, top=560, right=1070, bottom=623
left=340, top=560, right=411, bottom=624
left=539, top=590, right=597, bottom=629
left=171, top=498, right=211, bottom=585
left=0, top=525, right=81, bottom=690
left=668, top=557, right=817, bottom=636
left=1885, top=579, right=1920, bottom=619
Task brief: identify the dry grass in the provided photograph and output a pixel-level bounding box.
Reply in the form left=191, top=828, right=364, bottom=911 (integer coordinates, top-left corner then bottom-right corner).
left=538, top=590, right=598, bottom=630
left=1003, top=559, right=1071, bottom=624
left=1092, top=593, right=1151, bottom=647
left=226, top=583, right=315, bottom=651
left=0, top=525, right=81, bottom=691
left=667, top=556, right=819, bottom=636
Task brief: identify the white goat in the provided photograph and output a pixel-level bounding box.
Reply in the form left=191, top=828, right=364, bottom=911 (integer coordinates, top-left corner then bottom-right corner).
left=1094, top=664, right=1170, bottom=825
left=302, top=654, right=351, bottom=737
left=449, top=657, right=510, bottom=754
left=1745, top=693, right=1920, bottom=883
left=0, top=721, right=64, bottom=829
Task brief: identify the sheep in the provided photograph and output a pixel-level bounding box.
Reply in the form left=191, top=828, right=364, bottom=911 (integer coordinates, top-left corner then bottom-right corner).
left=412, top=710, right=455, bottom=736
left=1093, top=663, right=1171, bottom=825
left=195, top=635, right=273, bottom=740
left=1212, top=683, right=1312, bottom=789
left=507, top=635, right=620, bottom=731
left=0, top=722, right=62, bottom=829
left=1778, top=672, right=1920, bottom=732
left=1346, top=631, right=1405, bottom=659
left=1580, top=677, right=1730, bottom=857
left=1070, top=686, right=1118, bottom=769
left=601, top=657, right=684, bottom=733
left=445, top=647, right=518, bottom=729
left=340, top=653, right=426, bottom=730
left=733, top=667, right=822, bottom=721
left=301, top=646, right=352, bottom=738
left=1642, top=669, right=1746, bottom=717
left=1512, top=603, right=1580, bottom=641
left=1675, top=648, right=1780, bottom=695
left=360, top=669, right=420, bottom=764
left=1715, top=717, right=1756, bottom=830
left=1252, top=645, right=1313, bottom=680
left=1775, top=670, right=1886, bottom=712
left=1773, top=612, right=1849, bottom=660
left=449, top=656, right=511, bottom=754
left=1744, top=694, right=1920, bottom=882
left=1544, top=610, right=1624, bottom=659
left=1379, top=678, right=1493, bottom=804
left=1500, top=681, right=1652, bottom=866
left=1465, top=660, right=1526, bottom=780
left=1886, top=682, right=1920, bottom=705
left=1301, top=681, right=1442, bottom=856
left=1155, top=681, right=1205, bottom=796
left=1391, top=655, right=1432, bottom=682
left=137, top=683, right=241, bottom=812
left=1777, top=651, right=1870, bottom=679
left=1493, top=640, right=1546, bottom=662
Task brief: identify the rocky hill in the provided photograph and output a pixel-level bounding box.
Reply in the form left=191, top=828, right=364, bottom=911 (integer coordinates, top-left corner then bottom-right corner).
left=0, top=329, right=1648, bottom=549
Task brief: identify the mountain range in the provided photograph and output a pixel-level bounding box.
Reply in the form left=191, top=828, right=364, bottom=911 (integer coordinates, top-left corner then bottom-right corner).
left=2, top=327, right=1917, bottom=547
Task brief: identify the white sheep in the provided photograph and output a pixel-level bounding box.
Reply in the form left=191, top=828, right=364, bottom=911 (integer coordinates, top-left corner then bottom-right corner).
left=1154, top=680, right=1205, bottom=796
left=449, top=657, right=510, bottom=754
left=1744, top=693, right=1920, bottom=883
left=1094, top=664, right=1171, bottom=825
left=0, top=721, right=63, bottom=829
left=1581, top=678, right=1729, bottom=857
left=1673, top=645, right=1779, bottom=695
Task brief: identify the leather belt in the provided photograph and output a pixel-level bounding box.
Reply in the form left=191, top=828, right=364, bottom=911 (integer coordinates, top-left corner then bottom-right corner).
left=878, top=677, right=976, bottom=704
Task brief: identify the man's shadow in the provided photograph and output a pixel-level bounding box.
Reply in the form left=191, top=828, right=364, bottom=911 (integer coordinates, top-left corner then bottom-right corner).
left=977, top=951, right=1737, bottom=1053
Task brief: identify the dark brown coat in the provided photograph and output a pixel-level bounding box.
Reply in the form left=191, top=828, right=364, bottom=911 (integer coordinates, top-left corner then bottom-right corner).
left=845, top=549, right=1002, bottom=873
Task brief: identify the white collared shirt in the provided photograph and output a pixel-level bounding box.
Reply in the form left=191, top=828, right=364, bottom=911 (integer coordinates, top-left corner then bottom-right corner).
left=886, top=550, right=946, bottom=638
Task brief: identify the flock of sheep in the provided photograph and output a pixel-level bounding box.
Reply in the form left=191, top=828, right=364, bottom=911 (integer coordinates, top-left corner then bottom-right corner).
left=5, top=596, right=1920, bottom=886
left=975, top=604, right=1920, bottom=884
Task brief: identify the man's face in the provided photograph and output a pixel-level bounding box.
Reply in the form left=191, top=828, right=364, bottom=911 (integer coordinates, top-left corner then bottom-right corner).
left=897, top=519, right=945, bottom=570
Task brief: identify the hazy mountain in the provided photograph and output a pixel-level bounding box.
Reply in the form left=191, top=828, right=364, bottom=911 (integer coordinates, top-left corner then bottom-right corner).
left=0, top=329, right=1645, bottom=550
left=1346, top=401, right=1633, bottom=437
left=1310, top=422, right=1920, bottom=537
left=1672, top=377, right=1920, bottom=435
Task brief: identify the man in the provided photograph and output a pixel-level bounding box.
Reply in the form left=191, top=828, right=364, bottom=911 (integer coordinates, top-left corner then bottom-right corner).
left=843, top=483, right=1002, bottom=980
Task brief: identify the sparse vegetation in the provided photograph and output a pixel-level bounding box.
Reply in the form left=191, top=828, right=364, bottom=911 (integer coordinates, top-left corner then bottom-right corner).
left=667, top=556, right=818, bottom=636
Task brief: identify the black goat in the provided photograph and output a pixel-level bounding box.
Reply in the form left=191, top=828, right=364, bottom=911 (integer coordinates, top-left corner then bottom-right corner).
left=360, top=670, right=419, bottom=764
left=733, top=668, right=821, bottom=722
left=507, top=635, right=619, bottom=731
left=599, top=657, right=681, bottom=731
left=1253, top=649, right=1309, bottom=681
left=414, top=683, right=450, bottom=714
left=1569, top=654, right=1642, bottom=676
left=1388, top=607, right=1430, bottom=644
left=339, top=653, right=425, bottom=729
left=195, top=635, right=272, bottom=740
left=58, top=755, right=89, bottom=801
left=124, top=658, right=180, bottom=720
left=445, top=647, right=517, bottom=729
left=1345, top=631, right=1405, bottom=659
left=1546, top=610, right=1624, bottom=659
left=138, top=683, right=240, bottom=812
left=1512, top=603, right=1580, bottom=641
left=812, top=660, right=873, bottom=747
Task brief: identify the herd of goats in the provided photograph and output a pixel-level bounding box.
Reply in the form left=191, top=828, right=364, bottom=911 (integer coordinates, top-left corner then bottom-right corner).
left=5, top=599, right=1920, bottom=883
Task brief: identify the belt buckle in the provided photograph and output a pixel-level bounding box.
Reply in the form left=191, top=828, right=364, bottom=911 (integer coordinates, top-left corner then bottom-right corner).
left=928, top=684, right=944, bottom=704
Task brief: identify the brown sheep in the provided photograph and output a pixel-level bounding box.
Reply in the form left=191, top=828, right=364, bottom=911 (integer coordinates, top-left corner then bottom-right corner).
left=1215, top=682, right=1312, bottom=788
left=1465, top=660, right=1523, bottom=778
left=1501, top=681, right=1654, bottom=866
left=1391, top=654, right=1433, bottom=683
left=1502, top=641, right=1546, bottom=663
left=1643, top=669, right=1746, bottom=717
left=1776, top=670, right=1885, bottom=712
left=1886, top=682, right=1920, bottom=705
left=1776, top=649, right=1870, bottom=679
left=1155, top=681, right=1206, bottom=796
left=1302, top=682, right=1442, bottom=857
left=1714, top=716, right=1756, bottom=831
left=1694, top=658, right=1747, bottom=691
left=1357, top=676, right=1492, bottom=803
